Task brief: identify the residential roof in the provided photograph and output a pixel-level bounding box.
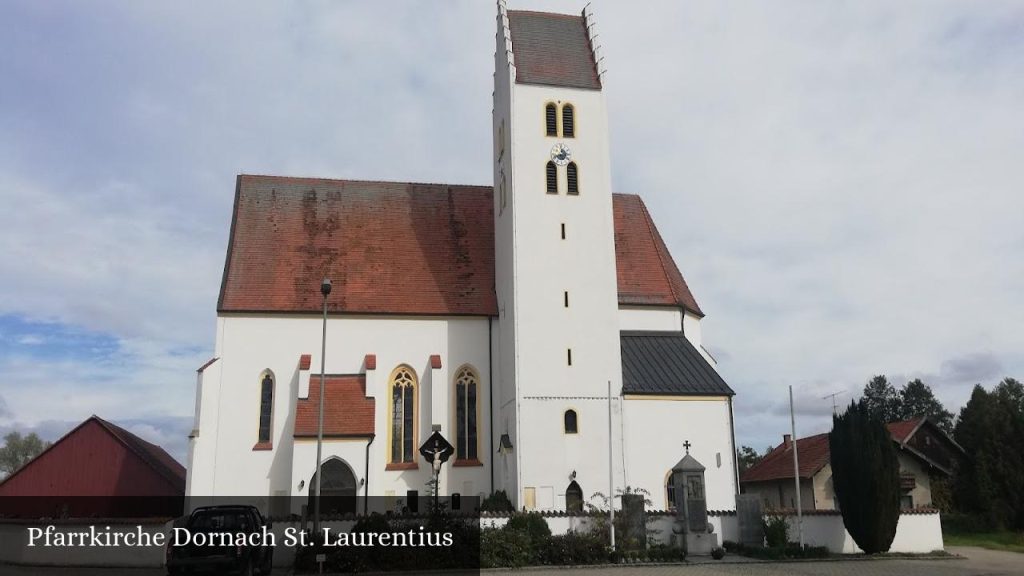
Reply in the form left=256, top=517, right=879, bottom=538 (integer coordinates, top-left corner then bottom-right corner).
left=219, top=175, right=702, bottom=317
left=740, top=433, right=832, bottom=483
left=740, top=417, right=960, bottom=484
left=507, top=10, right=602, bottom=90
left=620, top=331, right=733, bottom=396
left=294, top=375, right=375, bottom=438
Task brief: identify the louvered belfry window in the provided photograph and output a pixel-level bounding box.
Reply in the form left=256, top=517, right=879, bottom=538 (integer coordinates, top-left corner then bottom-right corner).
left=562, top=104, right=575, bottom=138
left=545, top=103, right=557, bottom=136
left=567, top=162, right=579, bottom=195
left=546, top=162, right=558, bottom=194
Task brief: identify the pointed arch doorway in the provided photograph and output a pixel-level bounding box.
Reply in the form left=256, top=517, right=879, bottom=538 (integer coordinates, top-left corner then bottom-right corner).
left=308, top=458, right=357, bottom=516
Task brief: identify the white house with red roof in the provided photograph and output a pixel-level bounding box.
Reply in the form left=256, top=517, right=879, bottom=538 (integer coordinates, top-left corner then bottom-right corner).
left=740, top=417, right=964, bottom=511
left=186, top=4, right=738, bottom=518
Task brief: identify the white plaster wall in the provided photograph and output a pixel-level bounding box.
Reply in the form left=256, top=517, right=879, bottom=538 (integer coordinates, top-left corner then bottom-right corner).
left=897, top=452, right=933, bottom=508
left=621, top=397, right=737, bottom=513
left=504, top=75, right=624, bottom=511
left=785, top=512, right=943, bottom=554
left=187, top=314, right=491, bottom=502
left=515, top=397, right=624, bottom=511
left=618, top=306, right=682, bottom=332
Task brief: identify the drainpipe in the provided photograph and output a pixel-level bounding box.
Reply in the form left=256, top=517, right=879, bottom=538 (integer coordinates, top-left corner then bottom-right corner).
left=364, top=435, right=375, bottom=515
left=728, top=396, right=740, bottom=499
left=488, top=318, right=495, bottom=495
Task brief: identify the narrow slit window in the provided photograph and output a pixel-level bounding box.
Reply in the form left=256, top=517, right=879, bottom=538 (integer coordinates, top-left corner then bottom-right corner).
left=562, top=104, right=575, bottom=138
left=545, top=103, right=558, bottom=136
left=564, top=291, right=569, bottom=308
left=567, top=162, right=579, bottom=195
left=258, top=372, right=273, bottom=444
left=546, top=162, right=558, bottom=194
left=561, top=223, right=566, bottom=239
left=567, top=348, right=573, bottom=366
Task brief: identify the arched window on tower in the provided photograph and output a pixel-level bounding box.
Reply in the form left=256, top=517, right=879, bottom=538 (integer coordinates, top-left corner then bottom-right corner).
left=566, top=480, right=583, bottom=512
left=566, top=162, right=579, bottom=195
left=564, top=409, right=578, bottom=434
left=562, top=104, right=575, bottom=138
left=389, top=366, right=418, bottom=464
left=454, top=366, right=480, bottom=462
left=545, top=103, right=558, bottom=137
left=546, top=162, right=558, bottom=194
left=257, top=371, right=274, bottom=444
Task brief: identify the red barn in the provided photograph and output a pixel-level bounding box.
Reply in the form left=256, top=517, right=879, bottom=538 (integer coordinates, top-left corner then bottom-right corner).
left=0, top=416, right=184, bottom=518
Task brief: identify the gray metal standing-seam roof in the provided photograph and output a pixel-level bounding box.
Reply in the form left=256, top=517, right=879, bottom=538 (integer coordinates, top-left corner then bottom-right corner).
left=507, top=10, right=602, bottom=90
left=620, top=331, right=735, bottom=396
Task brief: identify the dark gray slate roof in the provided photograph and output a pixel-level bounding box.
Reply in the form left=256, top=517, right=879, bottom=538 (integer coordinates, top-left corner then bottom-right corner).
left=507, top=10, right=602, bottom=90
left=620, top=331, right=735, bottom=396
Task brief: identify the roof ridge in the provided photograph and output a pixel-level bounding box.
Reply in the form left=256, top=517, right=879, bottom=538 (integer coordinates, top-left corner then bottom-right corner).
left=238, top=174, right=491, bottom=190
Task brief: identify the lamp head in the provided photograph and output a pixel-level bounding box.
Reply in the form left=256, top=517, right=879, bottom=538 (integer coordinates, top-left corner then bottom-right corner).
left=321, top=278, right=332, bottom=296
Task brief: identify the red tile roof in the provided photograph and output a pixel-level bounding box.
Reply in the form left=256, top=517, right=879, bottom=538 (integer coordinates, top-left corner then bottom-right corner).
left=294, top=375, right=375, bottom=438
left=741, top=433, right=832, bottom=483
left=887, top=417, right=924, bottom=444
left=613, top=195, right=703, bottom=315
left=507, top=10, right=602, bottom=90
left=219, top=175, right=702, bottom=317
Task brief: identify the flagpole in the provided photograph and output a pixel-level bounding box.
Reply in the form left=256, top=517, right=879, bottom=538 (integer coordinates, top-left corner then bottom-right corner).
left=789, top=385, right=804, bottom=546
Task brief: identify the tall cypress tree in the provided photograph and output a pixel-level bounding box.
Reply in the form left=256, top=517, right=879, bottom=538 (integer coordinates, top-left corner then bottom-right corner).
left=830, top=400, right=901, bottom=553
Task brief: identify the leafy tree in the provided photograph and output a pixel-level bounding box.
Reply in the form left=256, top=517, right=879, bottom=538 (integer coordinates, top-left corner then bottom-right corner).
left=830, top=400, right=900, bottom=553
left=953, top=379, right=1024, bottom=530
left=861, top=375, right=900, bottom=423
left=897, top=379, right=954, bottom=434
left=0, top=431, right=50, bottom=477
left=736, top=446, right=764, bottom=474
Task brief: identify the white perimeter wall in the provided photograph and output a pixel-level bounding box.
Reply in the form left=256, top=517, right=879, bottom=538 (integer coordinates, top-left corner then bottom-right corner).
left=784, top=512, right=944, bottom=554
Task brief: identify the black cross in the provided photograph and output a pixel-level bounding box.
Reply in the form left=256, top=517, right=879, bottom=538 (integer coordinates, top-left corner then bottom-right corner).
left=683, top=440, right=692, bottom=453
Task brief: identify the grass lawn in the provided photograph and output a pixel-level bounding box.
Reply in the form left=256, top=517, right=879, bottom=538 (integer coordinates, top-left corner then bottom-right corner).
left=944, top=531, right=1024, bottom=554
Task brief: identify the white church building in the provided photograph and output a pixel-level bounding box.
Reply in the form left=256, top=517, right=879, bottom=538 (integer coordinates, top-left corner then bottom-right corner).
left=186, top=4, right=739, bottom=516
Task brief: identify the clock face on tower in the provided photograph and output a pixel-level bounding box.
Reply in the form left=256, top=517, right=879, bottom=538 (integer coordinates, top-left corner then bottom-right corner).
left=550, top=143, right=572, bottom=166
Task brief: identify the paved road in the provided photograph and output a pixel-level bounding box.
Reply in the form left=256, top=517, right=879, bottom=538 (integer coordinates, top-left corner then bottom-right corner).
left=1, top=547, right=1020, bottom=576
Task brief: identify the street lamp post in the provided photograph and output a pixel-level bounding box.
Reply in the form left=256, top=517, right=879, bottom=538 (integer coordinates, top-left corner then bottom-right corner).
left=314, top=278, right=331, bottom=537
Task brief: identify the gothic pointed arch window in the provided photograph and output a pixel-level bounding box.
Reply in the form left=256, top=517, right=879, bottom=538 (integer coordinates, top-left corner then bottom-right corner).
left=561, top=104, right=575, bottom=138
left=389, top=366, right=418, bottom=465
left=545, top=103, right=558, bottom=137
left=257, top=371, right=274, bottom=444
left=546, top=161, right=558, bottom=194
left=454, top=365, right=480, bottom=462
left=566, top=162, right=579, bottom=195
left=564, top=409, right=578, bottom=434
left=566, top=480, right=583, bottom=512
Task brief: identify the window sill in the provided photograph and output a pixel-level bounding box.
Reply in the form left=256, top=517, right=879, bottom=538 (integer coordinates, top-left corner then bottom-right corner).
left=385, top=462, right=418, bottom=471
left=452, top=459, right=483, bottom=468
left=252, top=442, right=273, bottom=451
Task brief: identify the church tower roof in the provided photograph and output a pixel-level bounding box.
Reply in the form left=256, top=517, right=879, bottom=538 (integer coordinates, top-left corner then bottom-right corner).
left=507, top=10, right=602, bottom=90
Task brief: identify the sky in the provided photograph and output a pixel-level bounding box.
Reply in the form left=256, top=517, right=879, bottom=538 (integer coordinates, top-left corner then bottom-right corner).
left=1, top=1, right=1022, bottom=465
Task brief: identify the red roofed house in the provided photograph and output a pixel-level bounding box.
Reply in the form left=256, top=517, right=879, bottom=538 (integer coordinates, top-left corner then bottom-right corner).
left=186, top=5, right=738, bottom=521
left=740, top=417, right=964, bottom=511
left=0, top=416, right=184, bottom=517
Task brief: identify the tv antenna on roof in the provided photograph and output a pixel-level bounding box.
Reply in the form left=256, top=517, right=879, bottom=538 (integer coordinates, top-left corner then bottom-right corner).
left=823, top=391, right=846, bottom=414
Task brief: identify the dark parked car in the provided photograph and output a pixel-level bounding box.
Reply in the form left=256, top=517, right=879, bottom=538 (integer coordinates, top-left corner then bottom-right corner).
left=166, top=505, right=273, bottom=575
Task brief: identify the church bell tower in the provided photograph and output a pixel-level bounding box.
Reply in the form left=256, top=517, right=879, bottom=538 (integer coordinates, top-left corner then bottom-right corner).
left=492, top=2, right=623, bottom=509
